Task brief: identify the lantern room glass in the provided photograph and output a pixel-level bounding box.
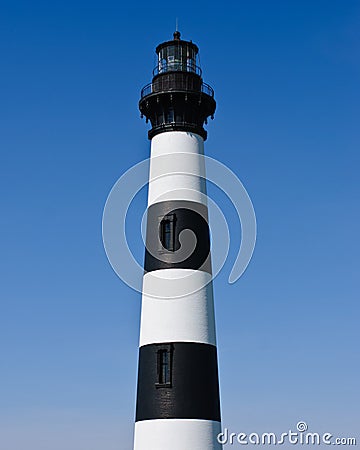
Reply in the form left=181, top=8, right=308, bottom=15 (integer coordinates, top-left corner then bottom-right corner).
left=158, top=43, right=197, bottom=74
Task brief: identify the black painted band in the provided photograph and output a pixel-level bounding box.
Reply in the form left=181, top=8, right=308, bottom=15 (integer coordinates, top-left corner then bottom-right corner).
left=135, top=342, right=221, bottom=422
left=144, top=200, right=212, bottom=274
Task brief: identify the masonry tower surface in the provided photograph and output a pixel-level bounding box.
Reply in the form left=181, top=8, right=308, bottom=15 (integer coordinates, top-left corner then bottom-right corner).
left=134, top=31, right=222, bottom=450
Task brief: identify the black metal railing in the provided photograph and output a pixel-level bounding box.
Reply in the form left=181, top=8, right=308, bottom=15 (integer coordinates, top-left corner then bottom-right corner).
left=201, top=82, right=214, bottom=97
left=140, top=81, right=214, bottom=99
left=140, top=83, right=153, bottom=98
left=153, top=63, right=202, bottom=77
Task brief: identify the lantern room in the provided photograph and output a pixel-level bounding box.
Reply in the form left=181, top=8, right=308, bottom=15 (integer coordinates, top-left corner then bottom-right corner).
left=154, top=31, right=201, bottom=76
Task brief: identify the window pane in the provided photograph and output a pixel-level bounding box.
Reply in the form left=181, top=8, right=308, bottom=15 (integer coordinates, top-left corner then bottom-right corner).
left=160, top=215, right=176, bottom=251
left=159, top=350, right=170, bottom=385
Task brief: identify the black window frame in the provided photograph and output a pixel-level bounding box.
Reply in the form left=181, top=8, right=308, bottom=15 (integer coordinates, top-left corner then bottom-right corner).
left=159, top=213, right=176, bottom=252
left=155, top=344, right=173, bottom=388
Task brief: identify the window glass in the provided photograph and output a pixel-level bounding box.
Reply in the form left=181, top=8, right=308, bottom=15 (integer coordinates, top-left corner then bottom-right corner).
left=157, top=348, right=172, bottom=386
left=159, top=350, right=169, bottom=384
left=160, top=214, right=176, bottom=251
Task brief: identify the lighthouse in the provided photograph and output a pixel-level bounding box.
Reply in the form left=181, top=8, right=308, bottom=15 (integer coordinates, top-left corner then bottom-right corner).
left=134, top=31, right=222, bottom=450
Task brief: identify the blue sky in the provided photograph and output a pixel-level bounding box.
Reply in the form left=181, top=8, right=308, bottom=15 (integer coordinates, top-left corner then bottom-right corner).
left=1, top=0, right=359, bottom=448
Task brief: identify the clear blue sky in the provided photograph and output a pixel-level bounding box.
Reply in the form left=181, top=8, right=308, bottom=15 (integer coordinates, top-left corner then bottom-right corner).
left=1, top=0, right=359, bottom=448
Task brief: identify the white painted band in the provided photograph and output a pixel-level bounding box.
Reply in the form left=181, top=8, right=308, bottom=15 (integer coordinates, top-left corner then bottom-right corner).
left=140, top=269, right=217, bottom=346
left=148, top=132, right=208, bottom=206
left=134, top=418, right=222, bottom=450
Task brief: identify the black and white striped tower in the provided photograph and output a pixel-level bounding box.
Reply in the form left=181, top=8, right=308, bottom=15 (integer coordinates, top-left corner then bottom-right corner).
left=134, top=31, right=222, bottom=450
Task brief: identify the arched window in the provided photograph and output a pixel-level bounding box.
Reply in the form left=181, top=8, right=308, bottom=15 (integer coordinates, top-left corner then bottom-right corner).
left=156, top=344, right=173, bottom=387
left=160, top=214, right=176, bottom=251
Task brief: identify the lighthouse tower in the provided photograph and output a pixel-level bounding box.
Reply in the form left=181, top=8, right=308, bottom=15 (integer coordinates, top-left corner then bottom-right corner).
left=134, top=31, right=222, bottom=450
